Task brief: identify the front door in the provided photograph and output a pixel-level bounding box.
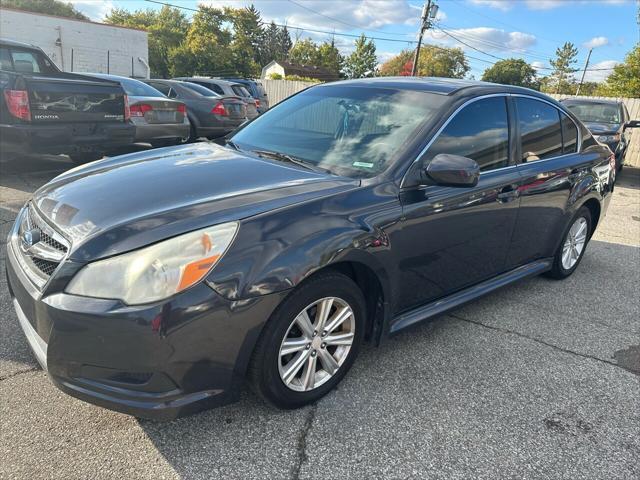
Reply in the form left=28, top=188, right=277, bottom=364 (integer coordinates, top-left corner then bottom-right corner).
left=394, top=96, right=521, bottom=313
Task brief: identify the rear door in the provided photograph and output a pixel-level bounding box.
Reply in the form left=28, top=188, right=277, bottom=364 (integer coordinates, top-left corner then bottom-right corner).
left=396, top=95, right=522, bottom=311
left=504, top=96, right=584, bottom=268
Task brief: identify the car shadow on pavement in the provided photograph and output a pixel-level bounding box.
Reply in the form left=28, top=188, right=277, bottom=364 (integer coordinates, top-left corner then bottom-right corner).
left=138, top=239, right=640, bottom=479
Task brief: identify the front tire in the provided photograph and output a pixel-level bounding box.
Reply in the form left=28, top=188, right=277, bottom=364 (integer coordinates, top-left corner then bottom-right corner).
left=248, top=271, right=365, bottom=409
left=547, top=206, right=592, bottom=279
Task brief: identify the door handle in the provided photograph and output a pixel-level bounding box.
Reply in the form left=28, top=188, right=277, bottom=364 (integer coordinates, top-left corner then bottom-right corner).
left=497, top=186, right=519, bottom=203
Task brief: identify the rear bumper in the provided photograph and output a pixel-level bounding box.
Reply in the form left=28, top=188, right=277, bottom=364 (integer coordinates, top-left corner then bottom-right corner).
left=6, top=230, right=288, bottom=420
left=195, top=125, right=239, bottom=138
left=134, top=123, right=190, bottom=142
left=0, top=122, right=135, bottom=155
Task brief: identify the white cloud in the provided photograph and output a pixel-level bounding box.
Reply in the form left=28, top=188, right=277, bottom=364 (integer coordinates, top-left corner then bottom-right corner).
left=428, top=27, right=537, bottom=53
left=469, top=1, right=513, bottom=11
left=583, top=36, right=609, bottom=49
left=531, top=61, right=547, bottom=70
left=201, top=0, right=419, bottom=31
left=471, top=0, right=628, bottom=11
left=67, top=0, right=114, bottom=21
left=582, top=59, right=618, bottom=82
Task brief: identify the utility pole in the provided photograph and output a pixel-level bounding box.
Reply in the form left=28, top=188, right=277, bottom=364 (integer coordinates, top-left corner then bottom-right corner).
left=576, top=48, right=592, bottom=96
left=411, top=1, right=438, bottom=76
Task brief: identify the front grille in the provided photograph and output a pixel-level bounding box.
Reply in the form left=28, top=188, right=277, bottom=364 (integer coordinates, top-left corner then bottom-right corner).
left=12, top=204, right=71, bottom=288
left=32, top=258, right=60, bottom=277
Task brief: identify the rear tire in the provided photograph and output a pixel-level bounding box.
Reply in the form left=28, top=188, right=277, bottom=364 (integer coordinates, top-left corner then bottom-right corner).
left=546, top=206, right=592, bottom=279
left=248, top=271, right=365, bottom=409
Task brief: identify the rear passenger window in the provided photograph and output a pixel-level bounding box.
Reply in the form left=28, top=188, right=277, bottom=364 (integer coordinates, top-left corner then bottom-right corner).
left=149, top=82, right=170, bottom=96
left=424, top=96, right=509, bottom=172
left=516, top=97, right=563, bottom=161
left=561, top=113, right=578, bottom=154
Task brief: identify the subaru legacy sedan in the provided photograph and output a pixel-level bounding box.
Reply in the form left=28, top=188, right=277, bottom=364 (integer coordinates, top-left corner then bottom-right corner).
left=7, top=78, right=614, bottom=419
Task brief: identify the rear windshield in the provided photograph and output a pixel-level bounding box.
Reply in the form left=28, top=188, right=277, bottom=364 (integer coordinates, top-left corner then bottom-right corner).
left=232, top=85, right=446, bottom=178
left=181, top=81, right=220, bottom=97
left=117, top=77, right=165, bottom=97
left=232, top=85, right=251, bottom=97
left=0, top=46, right=58, bottom=74
left=565, top=102, right=621, bottom=124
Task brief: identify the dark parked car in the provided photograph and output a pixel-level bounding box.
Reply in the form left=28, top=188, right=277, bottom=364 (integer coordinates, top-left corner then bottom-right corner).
left=7, top=78, right=614, bottom=420
left=220, top=77, right=269, bottom=113
left=143, top=79, right=249, bottom=141
left=560, top=98, right=639, bottom=170
left=87, top=73, right=190, bottom=147
left=0, top=38, right=134, bottom=162
left=174, top=77, right=259, bottom=119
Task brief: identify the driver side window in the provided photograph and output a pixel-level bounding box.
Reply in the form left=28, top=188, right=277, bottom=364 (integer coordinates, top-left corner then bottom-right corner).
left=423, top=97, right=510, bottom=172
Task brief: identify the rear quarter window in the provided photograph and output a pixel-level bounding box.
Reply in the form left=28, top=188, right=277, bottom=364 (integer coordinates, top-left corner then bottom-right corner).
left=561, top=113, right=578, bottom=154
left=516, top=97, right=563, bottom=162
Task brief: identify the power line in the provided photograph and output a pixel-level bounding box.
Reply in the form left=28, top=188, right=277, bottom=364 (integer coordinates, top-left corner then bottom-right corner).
left=142, top=0, right=616, bottom=72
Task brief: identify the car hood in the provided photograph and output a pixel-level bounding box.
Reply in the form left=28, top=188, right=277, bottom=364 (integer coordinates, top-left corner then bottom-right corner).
left=32, top=143, right=357, bottom=261
left=584, top=122, right=620, bottom=135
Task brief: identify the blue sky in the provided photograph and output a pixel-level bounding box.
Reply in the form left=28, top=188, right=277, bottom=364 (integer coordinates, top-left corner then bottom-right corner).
left=68, top=0, right=638, bottom=81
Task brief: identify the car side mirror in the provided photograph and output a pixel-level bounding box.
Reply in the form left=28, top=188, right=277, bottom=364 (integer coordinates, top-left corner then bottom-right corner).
left=624, top=119, right=640, bottom=129
left=423, top=153, right=480, bottom=188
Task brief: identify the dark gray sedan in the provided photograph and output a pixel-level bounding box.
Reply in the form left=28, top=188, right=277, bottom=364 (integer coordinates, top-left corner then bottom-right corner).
left=88, top=74, right=190, bottom=147
left=174, top=77, right=260, bottom=120
left=144, top=79, right=249, bottom=141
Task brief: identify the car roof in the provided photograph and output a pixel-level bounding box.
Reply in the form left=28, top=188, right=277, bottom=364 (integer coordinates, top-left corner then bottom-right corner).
left=178, top=77, right=235, bottom=86
left=560, top=98, right=621, bottom=106
left=318, top=76, right=550, bottom=98
left=0, top=37, right=39, bottom=49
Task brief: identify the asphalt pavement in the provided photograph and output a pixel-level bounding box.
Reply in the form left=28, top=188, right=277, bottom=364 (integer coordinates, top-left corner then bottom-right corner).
left=1, top=154, right=638, bottom=479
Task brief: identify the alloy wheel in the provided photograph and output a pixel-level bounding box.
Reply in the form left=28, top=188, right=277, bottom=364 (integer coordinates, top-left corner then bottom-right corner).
left=278, top=297, right=356, bottom=392
left=561, top=216, right=588, bottom=270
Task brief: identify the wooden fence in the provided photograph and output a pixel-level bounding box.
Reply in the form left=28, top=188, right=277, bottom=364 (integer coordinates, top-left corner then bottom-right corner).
left=260, top=80, right=640, bottom=167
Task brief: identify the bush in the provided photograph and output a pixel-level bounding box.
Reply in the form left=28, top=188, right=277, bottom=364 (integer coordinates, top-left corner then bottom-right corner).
left=268, top=72, right=283, bottom=80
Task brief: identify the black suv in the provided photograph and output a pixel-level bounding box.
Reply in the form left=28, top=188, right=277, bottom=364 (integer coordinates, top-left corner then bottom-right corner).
left=7, top=78, right=614, bottom=419
left=0, top=38, right=134, bottom=162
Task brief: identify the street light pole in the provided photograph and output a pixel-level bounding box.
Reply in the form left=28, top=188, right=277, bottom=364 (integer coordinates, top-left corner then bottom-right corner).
left=411, top=0, right=437, bottom=76
left=576, top=48, right=593, bottom=96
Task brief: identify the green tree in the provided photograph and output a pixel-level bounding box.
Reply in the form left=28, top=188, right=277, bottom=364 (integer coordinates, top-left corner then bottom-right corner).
left=547, top=42, right=579, bottom=94
left=343, top=34, right=377, bottom=79
left=262, top=21, right=286, bottom=64
left=596, top=44, right=640, bottom=97
left=225, top=5, right=263, bottom=76
left=379, top=46, right=469, bottom=78
left=317, top=39, right=344, bottom=78
left=481, top=58, right=539, bottom=89
left=182, top=5, right=233, bottom=76
left=105, top=6, right=189, bottom=78
left=1, top=0, right=88, bottom=20
left=289, top=38, right=321, bottom=65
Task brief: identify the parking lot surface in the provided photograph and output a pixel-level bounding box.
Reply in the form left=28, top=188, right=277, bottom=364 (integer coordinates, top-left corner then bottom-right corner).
left=1, top=154, right=639, bottom=479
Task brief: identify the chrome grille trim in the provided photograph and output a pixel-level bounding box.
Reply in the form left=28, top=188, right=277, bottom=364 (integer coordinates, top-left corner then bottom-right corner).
left=11, top=204, right=71, bottom=289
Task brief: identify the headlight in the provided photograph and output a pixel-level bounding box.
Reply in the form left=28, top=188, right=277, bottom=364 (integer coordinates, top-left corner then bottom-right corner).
left=597, top=134, right=619, bottom=143
left=66, top=222, right=238, bottom=305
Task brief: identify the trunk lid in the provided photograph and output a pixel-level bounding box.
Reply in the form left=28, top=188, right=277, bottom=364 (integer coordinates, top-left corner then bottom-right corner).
left=24, top=72, right=126, bottom=123
left=130, top=96, right=186, bottom=124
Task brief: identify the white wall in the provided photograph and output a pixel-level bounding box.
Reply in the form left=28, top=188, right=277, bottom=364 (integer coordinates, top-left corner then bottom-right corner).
left=0, top=8, right=149, bottom=78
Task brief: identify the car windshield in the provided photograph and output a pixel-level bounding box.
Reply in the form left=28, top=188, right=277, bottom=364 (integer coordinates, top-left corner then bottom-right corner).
left=117, top=77, right=165, bottom=97
left=181, top=81, right=220, bottom=97
left=0, top=46, right=59, bottom=74
left=231, top=85, right=446, bottom=178
left=565, top=102, right=621, bottom=124
left=232, top=84, right=251, bottom=97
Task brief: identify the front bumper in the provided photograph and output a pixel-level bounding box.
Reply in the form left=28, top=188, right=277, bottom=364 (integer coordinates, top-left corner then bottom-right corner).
left=0, top=122, right=135, bottom=155
left=6, top=236, right=288, bottom=420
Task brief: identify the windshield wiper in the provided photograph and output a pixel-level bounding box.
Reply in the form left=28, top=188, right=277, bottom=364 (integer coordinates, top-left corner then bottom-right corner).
left=225, top=138, right=241, bottom=151
left=252, top=149, right=328, bottom=173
